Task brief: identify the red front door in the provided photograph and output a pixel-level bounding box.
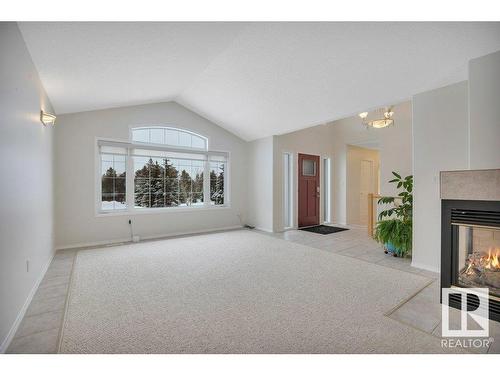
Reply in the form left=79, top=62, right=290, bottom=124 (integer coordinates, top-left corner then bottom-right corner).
left=298, top=153, right=320, bottom=228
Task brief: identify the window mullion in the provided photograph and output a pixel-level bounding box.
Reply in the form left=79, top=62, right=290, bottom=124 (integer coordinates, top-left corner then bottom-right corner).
left=203, top=159, right=210, bottom=206
left=126, top=150, right=134, bottom=211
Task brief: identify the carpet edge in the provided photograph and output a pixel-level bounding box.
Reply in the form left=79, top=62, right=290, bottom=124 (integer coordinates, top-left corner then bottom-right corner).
left=57, top=251, right=79, bottom=354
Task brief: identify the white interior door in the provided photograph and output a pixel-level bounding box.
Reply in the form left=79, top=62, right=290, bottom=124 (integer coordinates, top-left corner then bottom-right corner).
left=359, top=159, right=374, bottom=226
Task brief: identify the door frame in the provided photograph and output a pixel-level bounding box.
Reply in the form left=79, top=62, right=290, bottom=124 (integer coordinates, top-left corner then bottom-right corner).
left=322, top=156, right=332, bottom=224
left=359, top=158, right=375, bottom=226
left=297, top=153, right=321, bottom=228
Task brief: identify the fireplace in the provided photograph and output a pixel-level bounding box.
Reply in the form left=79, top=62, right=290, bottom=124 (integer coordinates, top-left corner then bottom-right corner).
left=441, top=199, right=500, bottom=322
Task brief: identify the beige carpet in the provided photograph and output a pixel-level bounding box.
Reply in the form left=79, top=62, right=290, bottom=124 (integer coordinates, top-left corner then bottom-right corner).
left=59, top=230, right=453, bottom=353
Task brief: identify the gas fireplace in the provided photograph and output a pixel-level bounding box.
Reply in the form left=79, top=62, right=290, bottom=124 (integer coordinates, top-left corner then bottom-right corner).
left=441, top=199, right=500, bottom=322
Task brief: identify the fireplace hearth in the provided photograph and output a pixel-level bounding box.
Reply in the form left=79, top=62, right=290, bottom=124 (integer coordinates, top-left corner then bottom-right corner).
left=441, top=199, right=500, bottom=322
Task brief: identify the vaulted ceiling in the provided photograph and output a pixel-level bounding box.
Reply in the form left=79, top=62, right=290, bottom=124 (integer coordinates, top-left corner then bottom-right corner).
left=19, top=22, right=500, bottom=140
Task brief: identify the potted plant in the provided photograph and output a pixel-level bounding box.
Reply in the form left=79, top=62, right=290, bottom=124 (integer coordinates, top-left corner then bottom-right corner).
left=374, top=172, right=413, bottom=258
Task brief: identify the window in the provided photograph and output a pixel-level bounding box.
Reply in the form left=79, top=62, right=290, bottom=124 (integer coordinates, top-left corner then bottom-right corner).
left=323, top=157, right=331, bottom=223
left=209, top=156, right=225, bottom=206
left=97, top=127, right=227, bottom=213
left=100, top=151, right=127, bottom=210
left=283, top=153, right=293, bottom=229
left=302, top=158, right=316, bottom=176
left=131, top=127, right=207, bottom=150
left=133, top=156, right=205, bottom=208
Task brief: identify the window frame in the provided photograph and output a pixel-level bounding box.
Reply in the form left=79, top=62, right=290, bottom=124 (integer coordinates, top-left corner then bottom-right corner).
left=95, top=133, right=230, bottom=217
left=129, top=125, right=209, bottom=151
left=99, top=151, right=127, bottom=211
left=323, top=156, right=332, bottom=224
left=282, top=152, right=293, bottom=230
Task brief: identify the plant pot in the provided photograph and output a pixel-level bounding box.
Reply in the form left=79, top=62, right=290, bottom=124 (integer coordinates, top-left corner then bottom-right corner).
left=384, top=242, right=401, bottom=256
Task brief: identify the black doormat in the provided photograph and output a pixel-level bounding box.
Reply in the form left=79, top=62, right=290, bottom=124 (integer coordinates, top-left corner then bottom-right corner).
left=299, top=225, right=349, bottom=235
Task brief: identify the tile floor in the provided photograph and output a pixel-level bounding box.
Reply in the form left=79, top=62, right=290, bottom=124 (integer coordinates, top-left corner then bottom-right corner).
left=6, top=226, right=500, bottom=353
left=7, top=249, right=76, bottom=354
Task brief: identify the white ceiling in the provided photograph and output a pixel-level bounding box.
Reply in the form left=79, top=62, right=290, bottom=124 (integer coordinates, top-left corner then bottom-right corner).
left=19, top=22, right=500, bottom=140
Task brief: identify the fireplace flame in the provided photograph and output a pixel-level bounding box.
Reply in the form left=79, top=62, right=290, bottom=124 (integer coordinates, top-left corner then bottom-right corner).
left=464, top=262, right=474, bottom=275
left=463, top=247, right=500, bottom=276
left=484, top=247, right=500, bottom=270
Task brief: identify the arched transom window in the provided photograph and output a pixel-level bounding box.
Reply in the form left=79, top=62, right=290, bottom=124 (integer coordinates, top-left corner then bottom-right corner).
left=131, top=126, right=208, bottom=150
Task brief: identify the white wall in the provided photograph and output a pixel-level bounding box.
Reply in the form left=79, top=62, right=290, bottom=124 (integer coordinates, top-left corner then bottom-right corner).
left=247, top=136, right=274, bottom=232
left=346, top=145, right=380, bottom=226
left=412, top=49, right=500, bottom=273
left=273, top=101, right=412, bottom=232
left=412, top=81, right=469, bottom=272
left=0, top=23, right=55, bottom=351
left=54, top=102, right=248, bottom=249
left=469, top=50, right=500, bottom=169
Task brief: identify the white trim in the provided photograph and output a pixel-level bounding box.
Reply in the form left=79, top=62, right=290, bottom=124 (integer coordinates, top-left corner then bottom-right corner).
left=0, top=252, right=55, bottom=353
left=323, top=156, right=332, bottom=223
left=98, top=138, right=227, bottom=157
left=95, top=204, right=232, bottom=217
left=410, top=261, right=440, bottom=274
left=55, top=237, right=132, bottom=251
left=129, top=125, right=209, bottom=151
left=293, top=152, right=299, bottom=229
left=224, top=150, right=231, bottom=206
left=55, top=225, right=244, bottom=251
left=333, top=221, right=348, bottom=226
left=282, top=151, right=293, bottom=230
left=254, top=226, right=274, bottom=233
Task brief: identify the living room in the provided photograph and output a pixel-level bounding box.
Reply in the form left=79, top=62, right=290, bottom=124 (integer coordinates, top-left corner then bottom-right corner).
left=1, top=1, right=499, bottom=373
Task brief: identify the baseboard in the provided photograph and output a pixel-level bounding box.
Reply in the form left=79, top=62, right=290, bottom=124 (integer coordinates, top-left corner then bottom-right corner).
left=0, top=251, right=55, bottom=353
left=55, top=237, right=133, bottom=251
left=254, top=226, right=274, bottom=233
left=345, top=223, right=366, bottom=229
left=55, top=225, right=244, bottom=251
left=139, top=225, right=244, bottom=242
left=410, top=261, right=440, bottom=274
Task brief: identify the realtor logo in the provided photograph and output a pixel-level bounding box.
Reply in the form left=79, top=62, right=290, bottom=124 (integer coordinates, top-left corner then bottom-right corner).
left=442, top=288, right=489, bottom=337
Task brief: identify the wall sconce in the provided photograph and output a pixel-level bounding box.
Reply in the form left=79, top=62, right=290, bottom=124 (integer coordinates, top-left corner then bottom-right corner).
left=40, top=110, right=56, bottom=126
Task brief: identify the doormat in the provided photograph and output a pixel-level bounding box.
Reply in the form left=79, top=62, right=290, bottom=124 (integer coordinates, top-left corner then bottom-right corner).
left=299, top=225, right=349, bottom=235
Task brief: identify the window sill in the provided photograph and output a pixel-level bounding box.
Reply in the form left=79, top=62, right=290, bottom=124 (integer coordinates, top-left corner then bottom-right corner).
left=96, top=204, right=231, bottom=217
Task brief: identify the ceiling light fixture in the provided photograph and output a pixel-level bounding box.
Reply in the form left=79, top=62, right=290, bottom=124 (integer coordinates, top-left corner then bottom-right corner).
left=359, top=107, right=394, bottom=129
left=40, top=110, right=56, bottom=126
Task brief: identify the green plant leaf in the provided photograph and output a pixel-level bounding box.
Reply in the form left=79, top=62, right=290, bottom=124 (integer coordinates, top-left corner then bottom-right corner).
left=378, top=197, right=395, bottom=205
left=374, top=171, right=413, bottom=256
left=374, top=218, right=412, bottom=257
